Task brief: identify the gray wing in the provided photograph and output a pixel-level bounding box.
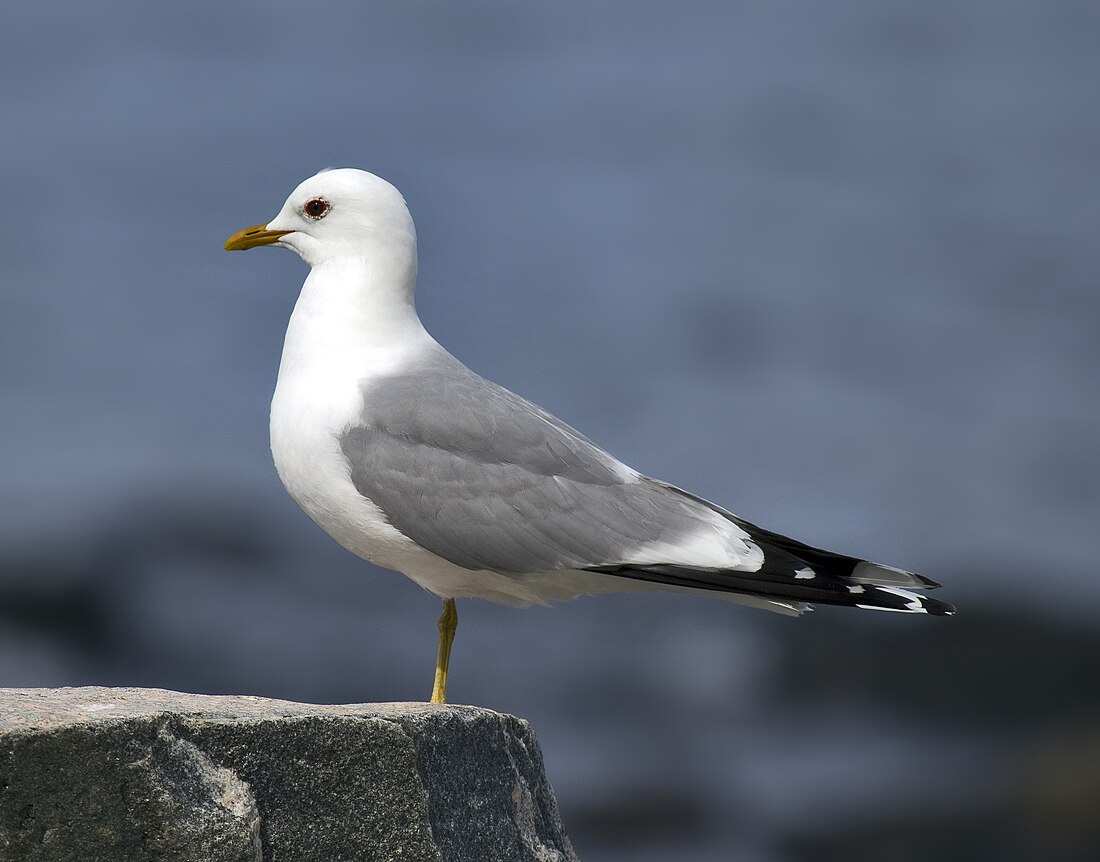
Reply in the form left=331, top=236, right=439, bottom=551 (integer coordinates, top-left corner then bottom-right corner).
left=340, top=348, right=756, bottom=574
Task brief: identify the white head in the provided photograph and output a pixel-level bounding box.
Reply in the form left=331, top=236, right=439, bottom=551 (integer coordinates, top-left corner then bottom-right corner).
left=225, top=168, right=417, bottom=271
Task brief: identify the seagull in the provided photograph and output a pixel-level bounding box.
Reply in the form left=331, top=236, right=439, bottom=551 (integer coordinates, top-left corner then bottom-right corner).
left=225, top=168, right=953, bottom=704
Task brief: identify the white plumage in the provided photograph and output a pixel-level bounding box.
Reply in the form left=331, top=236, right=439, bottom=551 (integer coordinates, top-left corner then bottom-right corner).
left=225, top=168, right=953, bottom=702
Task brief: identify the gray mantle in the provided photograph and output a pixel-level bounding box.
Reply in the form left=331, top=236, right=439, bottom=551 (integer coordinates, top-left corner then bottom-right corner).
left=0, top=687, right=578, bottom=862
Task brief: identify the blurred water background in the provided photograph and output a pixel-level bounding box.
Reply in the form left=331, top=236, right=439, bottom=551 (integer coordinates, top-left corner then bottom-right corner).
left=2, top=2, right=1099, bottom=860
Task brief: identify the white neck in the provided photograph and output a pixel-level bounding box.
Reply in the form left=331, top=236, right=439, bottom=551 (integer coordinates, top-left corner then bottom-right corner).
left=276, top=246, right=434, bottom=390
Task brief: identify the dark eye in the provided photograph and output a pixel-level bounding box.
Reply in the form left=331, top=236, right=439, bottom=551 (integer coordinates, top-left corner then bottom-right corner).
left=303, top=197, right=330, bottom=220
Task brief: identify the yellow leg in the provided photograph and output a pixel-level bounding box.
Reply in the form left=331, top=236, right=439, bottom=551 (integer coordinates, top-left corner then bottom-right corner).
left=430, top=598, right=458, bottom=704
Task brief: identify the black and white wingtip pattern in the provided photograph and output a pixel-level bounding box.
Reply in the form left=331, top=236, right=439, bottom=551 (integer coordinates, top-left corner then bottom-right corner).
left=587, top=519, right=955, bottom=618
left=592, top=484, right=956, bottom=617
left=846, top=583, right=955, bottom=616
left=591, top=561, right=956, bottom=617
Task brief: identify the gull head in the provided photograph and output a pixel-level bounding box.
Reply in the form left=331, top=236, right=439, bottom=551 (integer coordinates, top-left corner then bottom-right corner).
left=224, top=168, right=416, bottom=268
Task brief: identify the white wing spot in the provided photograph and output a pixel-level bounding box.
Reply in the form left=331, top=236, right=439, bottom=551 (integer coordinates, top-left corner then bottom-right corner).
left=794, top=567, right=816, bottom=580
left=847, top=584, right=865, bottom=594
left=856, top=585, right=930, bottom=614
left=878, top=586, right=926, bottom=611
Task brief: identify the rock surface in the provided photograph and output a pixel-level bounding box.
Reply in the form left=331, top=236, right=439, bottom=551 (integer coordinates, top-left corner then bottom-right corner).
left=0, top=687, right=579, bottom=862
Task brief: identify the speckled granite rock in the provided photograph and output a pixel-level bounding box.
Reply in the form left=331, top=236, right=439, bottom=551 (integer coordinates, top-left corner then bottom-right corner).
left=0, top=687, right=578, bottom=862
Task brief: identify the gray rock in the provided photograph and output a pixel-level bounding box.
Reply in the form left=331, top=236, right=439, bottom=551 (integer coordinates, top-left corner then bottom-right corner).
left=0, top=687, right=579, bottom=862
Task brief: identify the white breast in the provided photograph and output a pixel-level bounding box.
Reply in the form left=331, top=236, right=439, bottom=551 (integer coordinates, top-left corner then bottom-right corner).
left=269, top=264, right=431, bottom=573
left=268, top=265, right=533, bottom=605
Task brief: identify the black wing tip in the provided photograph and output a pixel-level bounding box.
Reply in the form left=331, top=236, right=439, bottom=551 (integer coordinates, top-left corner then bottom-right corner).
left=588, top=564, right=956, bottom=616
left=911, top=595, right=955, bottom=616
left=856, top=586, right=956, bottom=616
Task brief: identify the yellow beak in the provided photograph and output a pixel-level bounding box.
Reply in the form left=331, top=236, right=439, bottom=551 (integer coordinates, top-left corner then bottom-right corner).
left=224, top=224, right=293, bottom=251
